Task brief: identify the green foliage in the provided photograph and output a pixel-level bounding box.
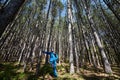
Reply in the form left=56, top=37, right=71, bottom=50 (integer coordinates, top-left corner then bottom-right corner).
left=0, top=63, right=28, bottom=80
left=39, top=64, right=53, bottom=77
left=0, top=63, right=16, bottom=80
left=57, top=0, right=64, bottom=11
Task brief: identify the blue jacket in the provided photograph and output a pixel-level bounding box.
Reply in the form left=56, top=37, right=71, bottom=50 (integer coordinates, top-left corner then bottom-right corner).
left=43, top=51, right=58, bottom=67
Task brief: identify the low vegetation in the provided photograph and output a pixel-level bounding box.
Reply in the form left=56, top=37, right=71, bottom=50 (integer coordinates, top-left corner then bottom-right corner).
left=0, top=62, right=119, bottom=80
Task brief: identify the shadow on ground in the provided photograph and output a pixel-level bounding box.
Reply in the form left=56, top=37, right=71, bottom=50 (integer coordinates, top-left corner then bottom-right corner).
left=81, top=73, right=120, bottom=80
left=0, top=62, right=28, bottom=80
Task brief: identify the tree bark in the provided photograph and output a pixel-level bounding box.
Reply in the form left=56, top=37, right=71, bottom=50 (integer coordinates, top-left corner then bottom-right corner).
left=67, top=0, right=75, bottom=74
left=103, top=0, right=120, bottom=22
left=0, top=0, right=26, bottom=37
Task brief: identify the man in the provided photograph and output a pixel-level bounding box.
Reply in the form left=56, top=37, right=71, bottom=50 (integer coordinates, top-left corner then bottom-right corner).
left=42, top=50, right=58, bottom=77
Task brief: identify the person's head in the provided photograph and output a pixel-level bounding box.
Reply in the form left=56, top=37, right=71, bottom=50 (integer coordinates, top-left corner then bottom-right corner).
left=51, top=48, right=54, bottom=52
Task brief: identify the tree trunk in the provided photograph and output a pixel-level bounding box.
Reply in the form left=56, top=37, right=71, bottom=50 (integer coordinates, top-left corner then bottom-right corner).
left=0, top=0, right=26, bottom=37
left=103, top=0, right=120, bottom=22
left=67, top=0, right=75, bottom=74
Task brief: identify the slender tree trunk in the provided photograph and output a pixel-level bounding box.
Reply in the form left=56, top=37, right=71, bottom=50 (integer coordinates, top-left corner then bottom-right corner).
left=18, top=42, right=26, bottom=64
left=67, top=0, right=75, bottom=74
left=74, top=38, right=79, bottom=73
left=58, top=7, right=62, bottom=64
left=93, top=31, right=112, bottom=73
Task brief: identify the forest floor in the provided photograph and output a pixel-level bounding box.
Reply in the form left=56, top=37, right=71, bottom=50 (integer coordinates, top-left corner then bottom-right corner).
left=0, top=62, right=120, bottom=80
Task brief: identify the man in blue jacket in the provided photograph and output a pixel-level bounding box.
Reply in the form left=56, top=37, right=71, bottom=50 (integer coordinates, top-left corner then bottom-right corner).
left=42, top=50, right=58, bottom=77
